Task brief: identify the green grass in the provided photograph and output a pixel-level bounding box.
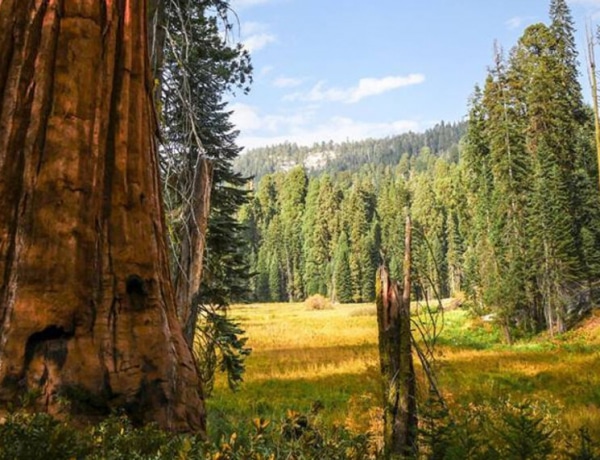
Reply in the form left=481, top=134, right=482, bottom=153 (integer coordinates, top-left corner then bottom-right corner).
left=208, top=302, right=600, bottom=442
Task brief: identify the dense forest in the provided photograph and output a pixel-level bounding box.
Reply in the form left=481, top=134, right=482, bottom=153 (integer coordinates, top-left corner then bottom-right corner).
left=238, top=0, right=600, bottom=341
left=233, top=121, right=465, bottom=181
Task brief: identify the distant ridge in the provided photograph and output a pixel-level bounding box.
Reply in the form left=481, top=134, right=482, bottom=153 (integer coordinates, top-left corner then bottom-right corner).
left=233, top=121, right=466, bottom=181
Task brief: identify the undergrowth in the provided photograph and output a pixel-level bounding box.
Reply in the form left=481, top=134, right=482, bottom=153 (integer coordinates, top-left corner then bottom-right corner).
left=0, top=400, right=598, bottom=459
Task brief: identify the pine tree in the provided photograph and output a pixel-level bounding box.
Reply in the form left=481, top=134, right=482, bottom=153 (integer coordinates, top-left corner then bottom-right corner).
left=459, top=3, right=600, bottom=335
left=248, top=174, right=281, bottom=300
left=377, top=176, right=409, bottom=282
left=317, top=175, right=343, bottom=297
left=343, top=184, right=377, bottom=302
left=333, top=231, right=353, bottom=303
left=157, top=0, right=255, bottom=389
left=279, top=167, right=308, bottom=301
left=302, top=179, right=325, bottom=296
left=484, top=46, right=531, bottom=334
left=513, top=22, right=583, bottom=332
left=266, top=216, right=285, bottom=301
left=411, top=172, right=448, bottom=300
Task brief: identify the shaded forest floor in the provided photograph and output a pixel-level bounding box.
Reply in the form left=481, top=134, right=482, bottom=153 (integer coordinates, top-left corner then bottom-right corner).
left=208, top=302, right=600, bottom=441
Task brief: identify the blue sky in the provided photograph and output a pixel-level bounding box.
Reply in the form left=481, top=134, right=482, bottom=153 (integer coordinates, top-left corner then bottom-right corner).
left=227, top=0, right=600, bottom=150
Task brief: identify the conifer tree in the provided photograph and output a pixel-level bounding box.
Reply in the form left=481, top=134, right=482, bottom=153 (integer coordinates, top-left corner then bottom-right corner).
left=317, top=175, right=343, bottom=297
left=411, top=172, right=448, bottom=300
left=343, top=184, right=377, bottom=302
left=483, top=46, right=531, bottom=333
left=377, top=177, right=409, bottom=282
left=514, top=22, right=583, bottom=332
left=333, top=231, right=353, bottom=303
left=302, top=179, right=325, bottom=296
left=279, top=167, right=308, bottom=300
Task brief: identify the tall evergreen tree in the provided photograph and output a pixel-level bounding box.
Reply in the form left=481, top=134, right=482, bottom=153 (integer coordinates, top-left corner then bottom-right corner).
left=343, top=184, right=377, bottom=302
left=158, top=0, right=254, bottom=387
left=484, top=46, right=532, bottom=334
left=513, top=22, right=584, bottom=332
left=377, top=176, right=409, bottom=282
left=279, top=167, right=308, bottom=301
left=459, top=1, right=600, bottom=335
left=317, top=175, right=343, bottom=297
left=302, top=179, right=325, bottom=296
left=333, top=231, right=353, bottom=303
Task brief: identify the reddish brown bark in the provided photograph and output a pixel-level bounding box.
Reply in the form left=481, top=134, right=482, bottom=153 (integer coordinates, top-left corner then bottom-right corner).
left=0, top=0, right=205, bottom=433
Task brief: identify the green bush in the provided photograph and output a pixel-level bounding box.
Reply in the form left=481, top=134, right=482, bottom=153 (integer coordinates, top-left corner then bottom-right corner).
left=0, top=401, right=596, bottom=459
left=420, top=398, right=562, bottom=460
left=0, top=409, right=369, bottom=460
left=0, top=412, right=87, bottom=460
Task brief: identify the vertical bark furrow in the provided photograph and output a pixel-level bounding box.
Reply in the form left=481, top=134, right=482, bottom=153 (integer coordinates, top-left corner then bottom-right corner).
left=0, top=0, right=19, bottom=102
left=0, top=0, right=62, bottom=376
left=0, top=0, right=205, bottom=433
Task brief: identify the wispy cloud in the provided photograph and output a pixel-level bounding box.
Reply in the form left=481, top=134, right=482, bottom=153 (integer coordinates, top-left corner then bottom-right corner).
left=241, top=22, right=276, bottom=52
left=506, top=16, right=525, bottom=30
left=244, top=34, right=276, bottom=52
left=273, top=76, right=305, bottom=88
left=284, top=74, right=425, bottom=104
left=505, top=15, right=537, bottom=30
left=230, top=103, right=314, bottom=133
left=230, top=103, right=421, bottom=150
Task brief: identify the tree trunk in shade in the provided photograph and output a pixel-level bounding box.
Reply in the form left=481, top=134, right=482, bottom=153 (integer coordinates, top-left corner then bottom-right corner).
left=174, top=157, right=213, bottom=345
left=0, top=0, right=205, bottom=434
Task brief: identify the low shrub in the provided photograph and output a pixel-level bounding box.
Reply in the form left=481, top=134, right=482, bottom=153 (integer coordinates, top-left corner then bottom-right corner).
left=421, top=398, right=565, bottom=460
left=0, top=409, right=370, bottom=460
left=305, top=294, right=332, bottom=310
left=0, top=412, right=87, bottom=460
left=0, top=398, right=596, bottom=459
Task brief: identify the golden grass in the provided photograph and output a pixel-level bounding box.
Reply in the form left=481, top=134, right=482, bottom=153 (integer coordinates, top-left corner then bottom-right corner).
left=208, top=302, right=600, bottom=438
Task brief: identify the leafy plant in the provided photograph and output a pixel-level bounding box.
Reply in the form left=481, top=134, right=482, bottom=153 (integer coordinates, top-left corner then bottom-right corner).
left=194, top=306, right=251, bottom=395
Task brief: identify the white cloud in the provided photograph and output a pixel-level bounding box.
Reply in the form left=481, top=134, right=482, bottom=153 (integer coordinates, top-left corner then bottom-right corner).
left=230, top=103, right=264, bottom=131
left=505, top=16, right=538, bottom=30
left=230, top=103, right=314, bottom=133
left=241, top=22, right=276, bottom=52
left=506, top=16, right=525, bottom=30
left=284, top=74, right=425, bottom=104
left=230, top=103, right=421, bottom=150
left=349, top=75, right=425, bottom=102
left=273, top=76, right=305, bottom=88
left=244, top=33, right=276, bottom=52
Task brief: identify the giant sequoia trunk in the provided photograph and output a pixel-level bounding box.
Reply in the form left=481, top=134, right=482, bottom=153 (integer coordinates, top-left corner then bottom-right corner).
left=0, top=0, right=205, bottom=433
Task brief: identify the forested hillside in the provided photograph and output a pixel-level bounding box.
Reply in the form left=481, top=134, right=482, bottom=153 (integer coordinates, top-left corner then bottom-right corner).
left=239, top=1, right=600, bottom=341
left=233, top=121, right=465, bottom=181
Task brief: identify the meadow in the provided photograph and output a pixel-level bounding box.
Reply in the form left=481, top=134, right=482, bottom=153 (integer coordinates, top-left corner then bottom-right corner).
left=208, top=301, right=600, bottom=444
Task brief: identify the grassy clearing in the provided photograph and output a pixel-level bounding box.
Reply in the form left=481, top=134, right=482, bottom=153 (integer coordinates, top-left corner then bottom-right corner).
left=208, top=302, right=600, bottom=441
